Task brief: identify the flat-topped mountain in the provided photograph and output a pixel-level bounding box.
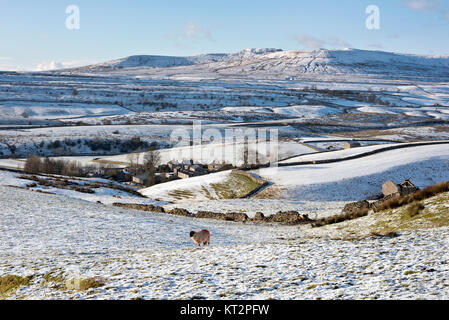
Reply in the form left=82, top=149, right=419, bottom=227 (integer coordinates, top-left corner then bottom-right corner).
left=65, top=48, right=449, bottom=78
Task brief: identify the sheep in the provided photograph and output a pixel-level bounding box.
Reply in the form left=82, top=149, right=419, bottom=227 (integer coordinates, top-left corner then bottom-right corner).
left=190, top=229, right=210, bottom=247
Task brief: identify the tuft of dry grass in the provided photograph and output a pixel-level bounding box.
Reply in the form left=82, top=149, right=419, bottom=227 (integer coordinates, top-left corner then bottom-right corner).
left=0, top=275, right=31, bottom=298
left=65, top=277, right=105, bottom=291
left=406, top=202, right=425, bottom=218
left=312, top=208, right=369, bottom=228
left=78, top=277, right=105, bottom=291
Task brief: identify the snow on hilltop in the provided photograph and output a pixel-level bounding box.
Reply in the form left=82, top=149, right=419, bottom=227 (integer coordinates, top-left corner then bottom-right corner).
left=86, top=53, right=228, bottom=70
left=211, top=48, right=449, bottom=77
left=65, top=48, right=449, bottom=77
left=72, top=48, right=282, bottom=72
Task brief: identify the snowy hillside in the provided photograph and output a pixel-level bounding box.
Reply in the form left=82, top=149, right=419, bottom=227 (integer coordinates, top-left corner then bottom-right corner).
left=66, top=48, right=449, bottom=78
left=66, top=48, right=282, bottom=73
left=259, top=144, right=449, bottom=202
left=76, top=53, right=227, bottom=71
left=214, top=48, right=449, bottom=77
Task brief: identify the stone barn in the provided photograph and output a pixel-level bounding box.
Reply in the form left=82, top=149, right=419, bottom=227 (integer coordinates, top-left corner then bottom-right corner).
left=344, top=141, right=361, bottom=149
left=382, top=179, right=418, bottom=197
left=176, top=171, right=191, bottom=179
left=398, top=179, right=419, bottom=196
left=132, top=172, right=150, bottom=185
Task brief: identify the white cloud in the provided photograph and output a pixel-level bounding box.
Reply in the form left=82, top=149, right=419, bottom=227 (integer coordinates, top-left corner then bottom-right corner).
left=295, top=34, right=352, bottom=49
left=0, top=58, right=90, bottom=72
left=403, top=0, right=440, bottom=11
left=295, top=35, right=327, bottom=49
left=165, top=22, right=214, bottom=49
left=184, top=22, right=213, bottom=41
left=35, top=61, right=64, bottom=71
left=35, top=60, right=91, bottom=72
left=327, top=36, right=352, bottom=48
left=403, top=0, right=449, bottom=21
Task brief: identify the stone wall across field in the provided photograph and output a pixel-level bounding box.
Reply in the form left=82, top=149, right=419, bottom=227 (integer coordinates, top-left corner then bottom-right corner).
left=112, top=203, right=314, bottom=225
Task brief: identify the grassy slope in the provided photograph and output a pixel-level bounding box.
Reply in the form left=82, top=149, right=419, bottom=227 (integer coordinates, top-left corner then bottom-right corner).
left=307, top=192, right=449, bottom=239
left=209, top=172, right=262, bottom=200
left=167, top=172, right=262, bottom=201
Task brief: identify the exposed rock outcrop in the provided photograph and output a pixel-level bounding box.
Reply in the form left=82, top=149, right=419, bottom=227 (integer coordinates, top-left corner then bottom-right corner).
left=342, top=200, right=371, bottom=214
left=268, top=211, right=313, bottom=224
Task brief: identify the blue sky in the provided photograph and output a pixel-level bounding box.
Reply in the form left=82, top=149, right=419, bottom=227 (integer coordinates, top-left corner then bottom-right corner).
left=1, top=0, right=449, bottom=71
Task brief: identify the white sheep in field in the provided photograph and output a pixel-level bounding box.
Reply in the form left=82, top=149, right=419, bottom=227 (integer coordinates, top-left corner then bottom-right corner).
left=190, top=229, right=210, bottom=247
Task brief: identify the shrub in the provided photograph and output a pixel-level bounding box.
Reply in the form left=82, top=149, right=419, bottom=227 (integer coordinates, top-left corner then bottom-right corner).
left=47, top=140, right=61, bottom=149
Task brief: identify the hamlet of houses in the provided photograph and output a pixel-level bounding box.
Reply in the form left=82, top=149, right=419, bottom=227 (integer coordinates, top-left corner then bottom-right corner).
left=131, top=160, right=233, bottom=186
left=88, top=159, right=234, bottom=186
left=168, top=160, right=233, bottom=179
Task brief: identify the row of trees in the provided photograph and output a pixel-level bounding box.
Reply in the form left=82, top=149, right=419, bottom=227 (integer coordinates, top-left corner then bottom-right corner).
left=23, top=143, right=162, bottom=182
left=143, top=147, right=161, bottom=187
left=24, top=155, right=86, bottom=176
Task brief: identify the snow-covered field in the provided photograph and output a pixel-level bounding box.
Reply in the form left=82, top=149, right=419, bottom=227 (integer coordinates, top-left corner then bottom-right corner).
left=260, top=144, right=449, bottom=201
left=1, top=186, right=448, bottom=300
left=99, top=139, right=316, bottom=166
left=222, top=105, right=343, bottom=118
left=278, top=141, right=448, bottom=164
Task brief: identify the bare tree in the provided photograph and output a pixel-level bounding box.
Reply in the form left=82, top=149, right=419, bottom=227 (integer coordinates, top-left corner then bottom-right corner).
left=24, top=155, right=42, bottom=174
left=127, top=152, right=140, bottom=174
left=144, top=147, right=161, bottom=174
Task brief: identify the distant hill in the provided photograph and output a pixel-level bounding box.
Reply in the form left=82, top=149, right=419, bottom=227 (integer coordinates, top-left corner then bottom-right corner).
left=63, top=48, right=449, bottom=78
